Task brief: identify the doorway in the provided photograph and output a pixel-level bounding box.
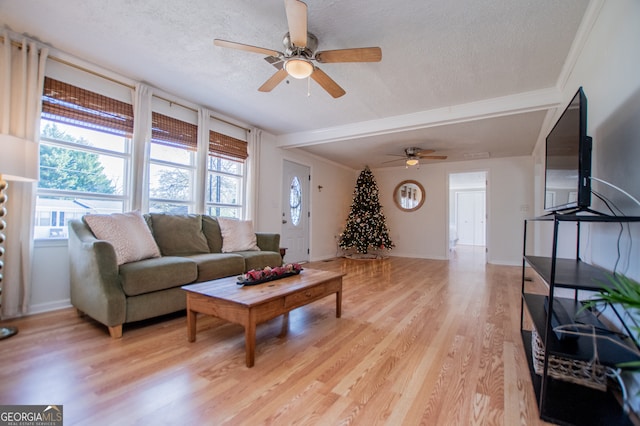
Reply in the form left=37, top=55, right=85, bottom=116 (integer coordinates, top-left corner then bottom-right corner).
left=449, top=171, right=487, bottom=251
left=281, top=160, right=310, bottom=263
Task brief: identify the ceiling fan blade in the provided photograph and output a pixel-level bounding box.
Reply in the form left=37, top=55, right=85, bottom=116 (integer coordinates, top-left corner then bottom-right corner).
left=315, top=47, right=382, bottom=63
left=264, top=56, right=284, bottom=69
left=284, top=0, right=308, bottom=48
left=311, top=67, right=346, bottom=98
left=258, top=69, right=288, bottom=92
left=214, top=39, right=283, bottom=57
left=416, top=149, right=435, bottom=156
left=419, top=155, right=448, bottom=160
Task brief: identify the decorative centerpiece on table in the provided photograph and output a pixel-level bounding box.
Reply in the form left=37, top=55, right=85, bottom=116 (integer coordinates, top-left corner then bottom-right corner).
left=237, top=263, right=303, bottom=286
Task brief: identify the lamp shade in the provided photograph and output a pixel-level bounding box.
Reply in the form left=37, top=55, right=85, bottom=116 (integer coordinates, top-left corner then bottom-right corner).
left=0, top=134, right=39, bottom=182
left=284, top=58, right=314, bottom=79
left=406, top=158, right=419, bottom=166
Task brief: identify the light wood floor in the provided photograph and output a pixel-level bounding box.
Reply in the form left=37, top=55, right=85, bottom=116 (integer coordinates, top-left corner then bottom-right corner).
left=0, top=246, right=550, bottom=425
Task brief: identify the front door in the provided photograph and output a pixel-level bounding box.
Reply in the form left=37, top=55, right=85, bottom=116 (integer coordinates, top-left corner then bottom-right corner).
left=281, top=160, right=310, bottom=263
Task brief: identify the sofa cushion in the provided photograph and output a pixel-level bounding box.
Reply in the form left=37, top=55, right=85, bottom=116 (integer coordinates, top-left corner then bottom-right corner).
left=150, top=214, right=210, bottom=256
left=84, top=211, right=161, bottom=265
left=119, top=256, right=198, bottom=296
left=202, top=215, right=223, bottom=253
left=217, top=218, right=260, bottom=253
left=125, top=287, right=187, bottom=323
left=256, top=233, right=280, bottom=253
left=185, top=253, right=246, bottom=282
left=238, top=250, right=283, bottom=272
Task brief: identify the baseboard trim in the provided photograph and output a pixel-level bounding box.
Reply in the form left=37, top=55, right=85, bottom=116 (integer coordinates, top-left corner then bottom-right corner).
left=28, top=299, right=72, bottom=315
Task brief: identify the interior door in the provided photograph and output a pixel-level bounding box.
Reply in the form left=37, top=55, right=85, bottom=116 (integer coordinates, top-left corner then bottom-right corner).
left=456, top=191, right=486, bottom=246
left=281, top=160, right=310, bottom=263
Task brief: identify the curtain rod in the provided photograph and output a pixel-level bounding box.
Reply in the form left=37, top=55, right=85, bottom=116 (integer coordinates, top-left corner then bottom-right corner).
left=152, top=95, right=251, bottom=133
left=3, top=33, right=251, bottom=133
left=2, top=31, right=134, bottom=90
left=210, top=115, right=251, bottom=133
left=152, top=94, right=198, bottom=112
left=54, top=55, right=253, bottom=134
left=49, top=55, right=135, bottom=90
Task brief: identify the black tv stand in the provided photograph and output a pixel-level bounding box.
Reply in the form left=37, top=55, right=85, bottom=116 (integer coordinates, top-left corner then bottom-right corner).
left=520, top=213, right=640, bottom=425
left=543, top=206, right=611, bottom=216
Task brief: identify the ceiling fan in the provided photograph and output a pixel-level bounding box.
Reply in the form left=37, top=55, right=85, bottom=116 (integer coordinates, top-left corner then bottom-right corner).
left=383, top=147, right=448, bottom=167
left=213, top=0, right=382, bottom=98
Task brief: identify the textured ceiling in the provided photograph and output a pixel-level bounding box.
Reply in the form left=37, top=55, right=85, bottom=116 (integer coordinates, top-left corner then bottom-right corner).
left=0, top=0, right=592, bottom=169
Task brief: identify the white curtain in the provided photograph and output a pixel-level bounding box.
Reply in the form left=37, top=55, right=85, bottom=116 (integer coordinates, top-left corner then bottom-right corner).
left=196, top=108, right=211, bottom=212
left=0, top=30, right=48, bottom=318
left=246, top=127, right=261, bottom=223
left=131, top=83, right=152, bottom=212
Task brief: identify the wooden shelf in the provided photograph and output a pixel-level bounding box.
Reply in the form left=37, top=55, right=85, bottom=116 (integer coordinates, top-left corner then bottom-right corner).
left=521, top=330, right=633, bottom=426
left=524, top=256, right=614, bottom=291
left=523, top=294, right=640, bottom=366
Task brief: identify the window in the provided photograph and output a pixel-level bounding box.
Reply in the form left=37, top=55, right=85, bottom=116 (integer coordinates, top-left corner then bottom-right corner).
left=36, top=77, right=132, bottom=239
left=206, top=130, right=248, bottom=218
left=36, top=75, right=252, bottom=238
left=148, top=112, right=197, bottom=214
left=290, top=176, right=301, bottom=226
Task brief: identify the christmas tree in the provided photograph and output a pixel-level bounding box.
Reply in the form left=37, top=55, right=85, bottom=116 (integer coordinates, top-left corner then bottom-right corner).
left=339, top=166, right=394, bottom=254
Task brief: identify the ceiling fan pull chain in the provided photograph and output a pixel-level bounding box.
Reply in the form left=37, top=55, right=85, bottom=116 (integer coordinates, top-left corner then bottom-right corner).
left=307, top=76, right=311, bottom=97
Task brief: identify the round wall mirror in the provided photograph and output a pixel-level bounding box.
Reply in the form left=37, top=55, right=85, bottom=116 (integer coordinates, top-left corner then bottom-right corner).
left=393, top=180, right=425, bottom=212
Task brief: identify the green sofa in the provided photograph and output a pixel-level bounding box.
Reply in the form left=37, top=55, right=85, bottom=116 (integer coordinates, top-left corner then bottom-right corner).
left=68, top=213, right=282, bottom=338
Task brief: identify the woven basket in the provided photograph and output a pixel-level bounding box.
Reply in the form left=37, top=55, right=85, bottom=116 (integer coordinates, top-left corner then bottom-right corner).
left=531, top=329, right=608, bottom=391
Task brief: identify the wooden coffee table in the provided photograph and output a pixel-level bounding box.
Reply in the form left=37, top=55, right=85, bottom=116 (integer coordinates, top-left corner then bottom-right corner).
left=182, top=268, right=344, bottom=367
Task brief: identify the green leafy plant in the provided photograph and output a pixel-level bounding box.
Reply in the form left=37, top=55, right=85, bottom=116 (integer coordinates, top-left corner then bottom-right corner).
left=583, top=274, right=640, bottom=368
left=589, top=273, right=640, bottom=307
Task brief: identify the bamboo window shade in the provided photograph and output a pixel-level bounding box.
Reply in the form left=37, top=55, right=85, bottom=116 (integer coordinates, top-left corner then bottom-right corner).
left=42, top=77, right=134, bottom=137
left=151, top=112, right=198, bottom=151
left=209, top=130, right=248, bottom=160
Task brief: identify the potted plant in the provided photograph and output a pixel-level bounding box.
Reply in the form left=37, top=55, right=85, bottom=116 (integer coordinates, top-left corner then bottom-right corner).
left=583, top=273, right=640, bottom=368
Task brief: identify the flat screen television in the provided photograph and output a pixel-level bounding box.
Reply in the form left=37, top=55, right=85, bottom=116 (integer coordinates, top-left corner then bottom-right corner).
left=544, top=87, right=592, bottom=212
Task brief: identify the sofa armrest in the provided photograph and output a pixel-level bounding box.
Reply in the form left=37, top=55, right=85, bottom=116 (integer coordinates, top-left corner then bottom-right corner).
left=255, top=233, right=280, bottom=253
left=68, top=219, right=126, bottom=328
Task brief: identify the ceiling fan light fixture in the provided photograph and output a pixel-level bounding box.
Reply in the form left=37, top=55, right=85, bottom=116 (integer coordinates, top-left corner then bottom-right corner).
left=406, top=158, right=419, bottom=166
left=284, top=58, right=314, bottom=79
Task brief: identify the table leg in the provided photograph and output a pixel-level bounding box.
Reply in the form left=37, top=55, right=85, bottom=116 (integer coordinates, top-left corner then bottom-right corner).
left=336, top=288, right=342, bottom=318
left=279, top=312, right=290, bottom=337
left=187, top=308, right=197, bottom=342
left=245, top=319, right=256, bottom=368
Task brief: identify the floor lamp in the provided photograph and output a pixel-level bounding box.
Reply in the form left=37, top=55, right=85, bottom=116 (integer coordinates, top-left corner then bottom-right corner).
left=0, top=134, right=38, bottom=340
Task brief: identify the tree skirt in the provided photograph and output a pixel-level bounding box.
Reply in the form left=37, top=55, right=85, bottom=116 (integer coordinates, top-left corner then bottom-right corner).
left=343, top=252, right=389, bottom=260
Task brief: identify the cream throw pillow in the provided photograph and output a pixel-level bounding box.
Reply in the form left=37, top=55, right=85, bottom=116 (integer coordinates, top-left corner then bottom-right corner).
left=84, top=211, right=161, bottom=265
left=217, top=218, right=260, bottom=253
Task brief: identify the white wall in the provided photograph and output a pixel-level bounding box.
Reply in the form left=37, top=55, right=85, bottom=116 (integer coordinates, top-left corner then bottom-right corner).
left=532, top=0, right=640, bottom=280
left=373, top=155, right=533, bottom=265
left=254, top=151, right=533, bottom=266
left=374, top=164, right=449, bottom=260
left=549, top=1, right=640, bottom=408
left=255, top=131, right=355, bottom=262
left=29, top=240, right=71, bottom=314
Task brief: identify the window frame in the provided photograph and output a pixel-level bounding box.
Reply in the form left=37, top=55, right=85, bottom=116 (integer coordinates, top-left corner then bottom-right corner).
left=146, top=110, right=199, bottom=214
left=34, top=73, right=254, bottom=239
left=205, top=154, right=245, bottom=218
left=205, top=129, right=248, bottom=219
left=36, top=76, right=135, bottom=240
